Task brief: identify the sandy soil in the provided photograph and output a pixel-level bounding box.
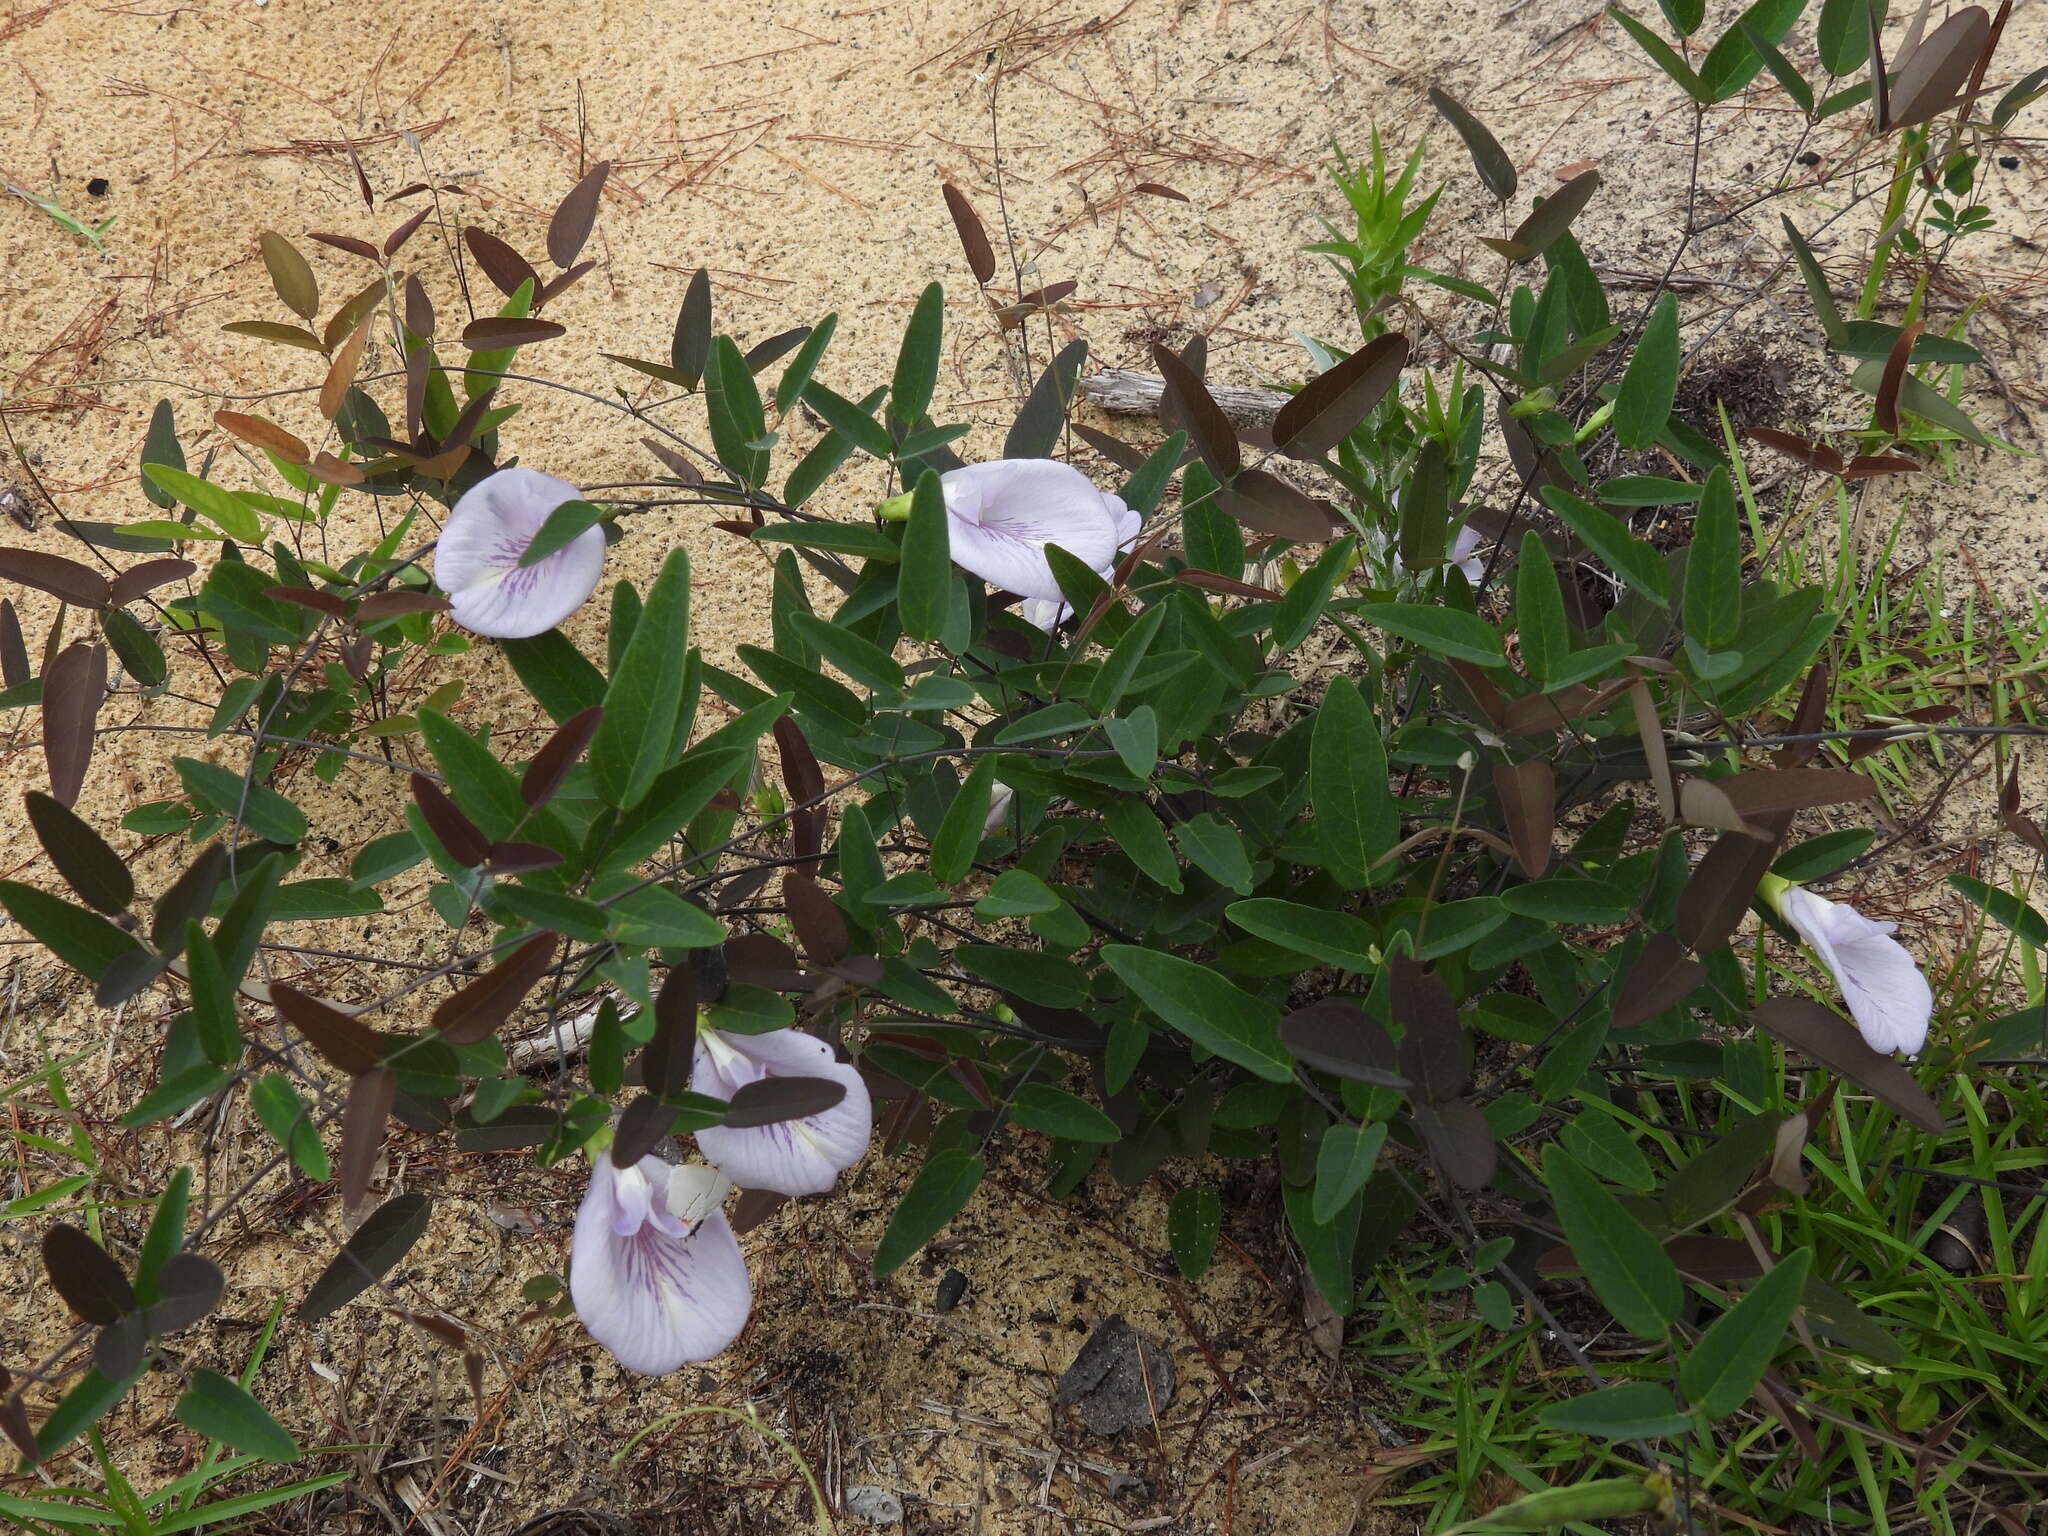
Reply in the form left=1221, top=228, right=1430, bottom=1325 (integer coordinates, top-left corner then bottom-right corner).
left=3, top=0, right=2047, bottom=1530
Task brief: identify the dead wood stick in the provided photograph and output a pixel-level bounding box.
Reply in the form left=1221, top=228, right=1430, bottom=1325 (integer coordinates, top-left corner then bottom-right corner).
left=1078, top=369, right=1291, bottom=428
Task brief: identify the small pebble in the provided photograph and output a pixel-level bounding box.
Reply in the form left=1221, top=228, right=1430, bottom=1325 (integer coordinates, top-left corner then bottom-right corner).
left=934, top=1268, right=968, bottom=1312
left=845, top=1486, right=904, bottom=1526
left=1999, top=155, right=2021, bottom=170
left=1797, top=151, right=1822, bottom=167
left=86, top=178, right=109, bottom=196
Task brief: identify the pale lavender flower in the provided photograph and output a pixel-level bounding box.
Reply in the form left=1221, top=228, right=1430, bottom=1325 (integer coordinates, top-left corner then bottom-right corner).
left=433, top=466, right=605, bottom=638
left=1391, top=522, right=1485, bottom=585
left=691, top=1026, right=873, bottom=1197
left=1777, top=885, right=1934, bottom=1056
left=571, top=1154, right=750, bottom=1375
left=941, top=459, right=1136, bottom=606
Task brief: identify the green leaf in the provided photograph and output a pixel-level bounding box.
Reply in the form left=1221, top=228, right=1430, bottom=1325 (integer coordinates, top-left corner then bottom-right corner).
left=1174, top=813, right=1253, bottom=895
left=103, top=607, right=167, bottom=687
left=787, top=611, right=903, bottom=694
left=1357, top=603, right=1505, bottom=665
left=1950, top=875, right=2048, bottom=950
left=1684, top=467, right=1740, bottom=653
left=1227, top=898, right=1375, bottom=970
left=1615, top=293, right=1680, bottom=451
left=1679, top=1247, right=1814, bottom=1417
left=704, top=336, right=770, bottom=488
left=1817, top=0, right=1872, bottom=74
left=974, top=870, right=1059, bottom=918
left=1537, top=1381, right=1692, bottom=1439
left=606, top=885, right=724, bottom=948
left=298, top=1192, right=431, bottom=1320
left=1311, top=675, right=1397, bottom=888
left=671, top=268, right=713, bottom=387
left=889, top=282, right=945, bottom=428
left=1101, top=946, right=1293, bottom=1082
left=140, top=465, right=262, bottom=542
left=1313, top=1121, right=1388, bottom=1224
left=518, top=499, right=604, bottom=567
left=173, top=756, right=306, bottom=844
left=33, top=1365, right=143, bottom=1459
left=142, top=400, right=185, bottom=510
left=898, top=468, right=952, bottom=643
left=873, top=1150, right=983, bottom=1275
left=1283, top=1178, right=1362, bottom=1314
left=1699, top=0, right=1805, bottom=101
left=931, top=756, right=997, bottom=886
left=1010, top=1083, right=1120, bottom=1143
left=1538, top=488, right=1669, bottom=608
left=1656, top=0, right=1704, bottom=33
left=774, top=312, right=838, bottom=416
left=251, top=1073, right=330, bottom=1181
left=1102, top=706, right=1159, bottom=779
left=1780, top=215, right=1847, bottom=347
left=0, top=879, right=144, bottom=982
left=590, top=548, right=692, bottom=809
left=1606, top=7, right=1710, bottom=101
left=501, top=630, right=607, bottom=725
left=800, top=381, right=896, bottom=461
left=24, top=790, right=133, bottom=913
left=1102, top=797, right=1182, bottom=892
left=135, top=1165, right=193, bottom=1306
left=1514, top=531, right=1570, bottom=687
left=183, top=924, right=241, bottom=1067
left=493, top=885, right=609, bottom=942
left=1542, top=1147, right=1681, bottom=1337
left=174, top=1369, right=298, bottom=1462
left=1168, top=1185, right=1222, bottom=1280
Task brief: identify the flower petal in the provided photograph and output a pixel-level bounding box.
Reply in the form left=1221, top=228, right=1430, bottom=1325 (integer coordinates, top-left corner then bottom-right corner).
left=572, top=1155, right=752, bottom=1375
left=1780, top=887, right=1933, bottom=1056
left=692, top=1027, right=874, bottom=1196
left=941, top=460, right=1120, bottom=601
left=434, top=466, right=605, bottom=639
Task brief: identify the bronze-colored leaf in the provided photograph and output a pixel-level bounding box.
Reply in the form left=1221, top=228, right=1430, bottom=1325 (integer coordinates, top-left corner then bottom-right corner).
left=223, top=320, right=327, bottom=352
left=214, top=410, right=309, bottom=465
left=1504, top=168, right=1600, bottom=262
left=484, top=841, right=562, bottom=875
left=384, top=205, right=432, bottom=258
left=610, top=1092, right=676, bottom=1167
left=109, top=558, right=194, bottom=607
left=521, top=705, right=603, bottom=808
left=1278, top=997, right=1406, bottom=1087
left=2000, top=757, right=2048, bottom=860
left=339, top=1066, right=396, bottom=1213
left=1749, top=995, right=1944, bottom=1133
left=782, top=870, right=848, bottom=966
left=258, top=231, right=319, bottom=322
left=412, top=773, right=490, bottom=866
left=356, top=591, right=451, bottom=622
left=725, top=1074, right=846, bottom=1128
left=1874, top=321, right=1919, bottom=437
left=1214, top=468, right=1336, bottom=542
left=1271, top=332, right=1409, bottom=459
left=537, top=260, right=595, bottom=305
left=322, top=275, right=391, bottom=351
left=264, top=585, right=348, bottom=619
left=1069, top=419, right=1149, bottom=473
left=309, top=231, right=380, bottom=261
left=1776, top=662, right=1831, bottom=769
left=319, top=314, right=373, bottom=423
left=0, top=547, right=110, bottom=609
left=1745, top=426, right=1846, bottom=475
left=1492, top=760, right=1555, bottom=878
left=403, top=274, right=435, bottom=341
left=1890, top=5, right=1992, bottom=127
left=1391, top=957, right=1467, bottom=1103
left=464, top=227, right=542, bottom=300
left=730, top=1187, right=789, bottom=1234
left=724, top=931, right=808, bottom=992
left=460, top=317, right=566, bottom=350
left=433, top=933, right=560, bottom=1046
left=1411, top=1097, right=1495, bottom=1189
left=43, top=1223, right=134, bottom=1325
left=1841, top=451, right=1922, bottom=478
left=1427, top=88, right=1518, bottom=202
left=0, top=1364, right=38, bottom=1462
left=547, top=159, right=611, bottom=269
left=1171, top=569, right=1283, bottom=600
left=1150, top=342, right=1239, bottom=479
left=1133, top=181, right=1190, bottom=202
left=273, top=983, right=385, bottom=1076
left=1673, top=816, right=1791, bottom=952
left=0, top=599, right=27, bottom=687
left=641, top=437, right=703, bottom=484
left=640, top=961, right=698, bottom=1100
left=942, top=183, right=996, bottom=284
left=1662, top=1235, right=1767, bottom=1281
left=773, top=716, right=825, bottom=871
left=25, top=791, right=132, bottom=914
left=42, top=641, right=107, bottom=807
left=1716, top=766, right=1878, bottom=817
left=1612, top=933, right=1705, bottom=1028
left=1628, top=678, right=1675, bottom=823
left=1679, top=776, right=1763, bottom=837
